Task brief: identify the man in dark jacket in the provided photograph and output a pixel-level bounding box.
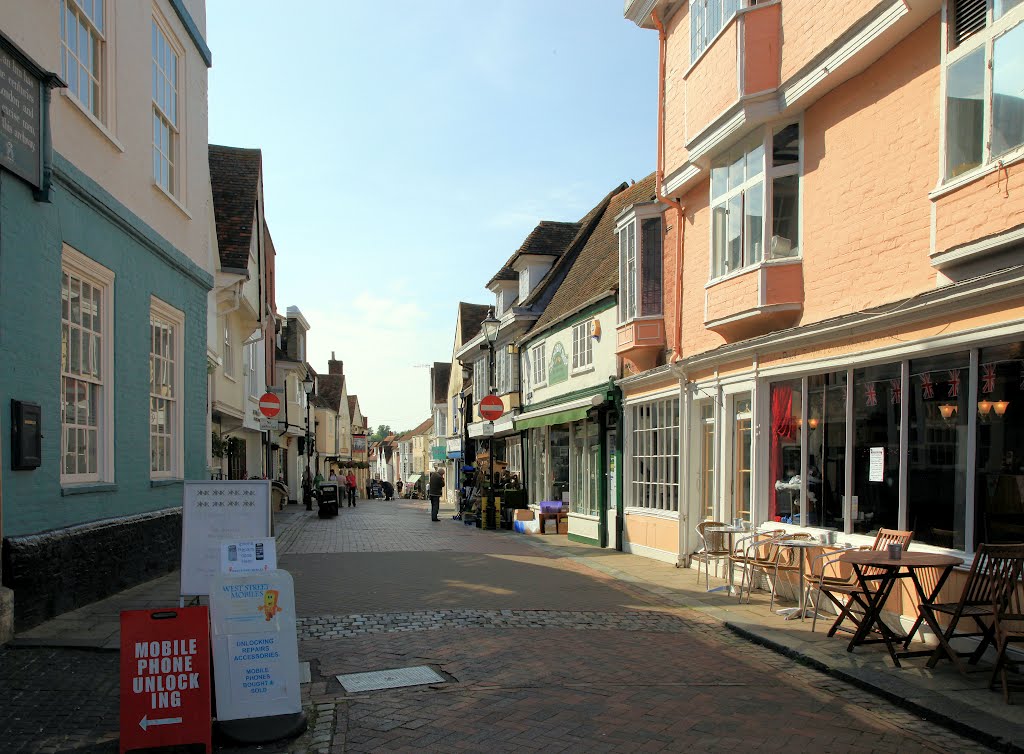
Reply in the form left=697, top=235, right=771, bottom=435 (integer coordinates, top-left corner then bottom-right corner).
left=427, top=467, right=445, bottom=521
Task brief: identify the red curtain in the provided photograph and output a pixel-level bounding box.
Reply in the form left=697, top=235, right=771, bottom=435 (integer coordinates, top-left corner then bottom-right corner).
left=769, top=384, right=797, bottom=520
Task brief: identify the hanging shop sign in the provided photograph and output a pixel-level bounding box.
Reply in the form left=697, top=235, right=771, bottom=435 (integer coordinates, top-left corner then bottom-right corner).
left=119, top=607, right=211, bottom=754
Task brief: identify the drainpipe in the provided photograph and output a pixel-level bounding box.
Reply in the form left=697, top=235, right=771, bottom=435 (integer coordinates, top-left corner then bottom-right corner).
left=651, top=9, right=686, bottom=364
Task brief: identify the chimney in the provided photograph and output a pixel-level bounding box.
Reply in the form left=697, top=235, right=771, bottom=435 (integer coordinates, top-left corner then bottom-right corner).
left=328, top=352, right=344, bottom=375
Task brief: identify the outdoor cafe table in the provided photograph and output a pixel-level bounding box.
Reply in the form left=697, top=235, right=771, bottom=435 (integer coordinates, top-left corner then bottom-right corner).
left=775, top=539, right=827, bottom=621
left=704, top=525, right=749, bottom=595
left=837, top=550, right=963, bottom=667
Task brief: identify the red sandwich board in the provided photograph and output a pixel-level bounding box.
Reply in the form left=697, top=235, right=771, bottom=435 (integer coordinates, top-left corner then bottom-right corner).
left=258, top=392, right=282, bottom=418
left=120, top=607, right=211, bottom=754
left=479, top=394, right=504, bottom=421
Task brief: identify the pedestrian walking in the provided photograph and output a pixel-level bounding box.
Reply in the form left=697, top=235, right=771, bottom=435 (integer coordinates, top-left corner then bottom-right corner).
left=428, top=466, right=444, bottom=522
left=329, top=469, right=338, bottom=482
left=346, top=470, right=357, bottom=506
left=396, top=479, right=404, bottom=498
left=302, top=466, right=313, bottom=509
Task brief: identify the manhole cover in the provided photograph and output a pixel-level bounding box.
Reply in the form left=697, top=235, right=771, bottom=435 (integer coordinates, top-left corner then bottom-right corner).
left=337, top=666, right=445, bottom=693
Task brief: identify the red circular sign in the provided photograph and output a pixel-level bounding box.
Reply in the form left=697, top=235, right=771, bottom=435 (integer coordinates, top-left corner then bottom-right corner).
left=479, top=395, right=504, bottom=421
left=258, top=392, right=282, bottom=418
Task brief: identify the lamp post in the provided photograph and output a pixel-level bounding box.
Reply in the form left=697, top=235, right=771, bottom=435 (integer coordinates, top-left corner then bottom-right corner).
left=481, top=309, right=500, bottom=530
left=303, top=375, right=314, bottom=510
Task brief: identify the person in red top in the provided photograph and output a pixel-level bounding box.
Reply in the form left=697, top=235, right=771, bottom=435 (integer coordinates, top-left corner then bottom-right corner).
left=345, top=470, right=357, bottom=506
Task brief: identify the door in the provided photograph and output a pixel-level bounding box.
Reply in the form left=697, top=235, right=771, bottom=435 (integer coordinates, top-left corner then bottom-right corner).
left=723, top=393, right=753, bottom=524
left=606, top=430, right=618, bottom=549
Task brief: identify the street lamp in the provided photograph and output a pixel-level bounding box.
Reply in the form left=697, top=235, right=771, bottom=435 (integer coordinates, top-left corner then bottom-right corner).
left=481, top=308, right=500, bottom=529
left=303, top=375, right=314, bottom=510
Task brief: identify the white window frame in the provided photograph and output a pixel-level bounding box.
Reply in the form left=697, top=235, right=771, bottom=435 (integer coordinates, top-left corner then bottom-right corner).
left=690, top=0, right=742, bottom=65
left=149, top=297, right=184, bottom=479
left=473, top=357, right=488, bottom=403
left=531, top=343, right=547, bottom=388
left=571, top=321, right=594, bottom=373
left=617, top=204, right=665, bottom=324
left=61, top=245, right=114, bottom=486
left=60, top=0, right=108, bottom=123
left=245, top=341, right=259, bottom=398
left=222, top=321, right=234, bottom=378
left=151, top=13, right=182, bottom=198
left=709, top=121, right=802, bottom=280
left=626, top=396, right=681, bottom=513
left=508, top=436, right=523, bottom=475
left=940, top=0, right=1024, bottom=184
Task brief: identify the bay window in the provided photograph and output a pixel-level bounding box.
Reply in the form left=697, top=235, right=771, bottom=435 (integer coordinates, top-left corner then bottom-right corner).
left=691, top=0, right=741, bottom=63
left=944, top=0, right=1024, bottom=179
left=711, top=123, right=800, bottom=278
left=617, top=204, right=664, bottom=324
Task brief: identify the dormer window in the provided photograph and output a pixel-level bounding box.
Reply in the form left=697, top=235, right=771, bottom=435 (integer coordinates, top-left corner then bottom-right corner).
left=617, top=203, right=664, bottom=324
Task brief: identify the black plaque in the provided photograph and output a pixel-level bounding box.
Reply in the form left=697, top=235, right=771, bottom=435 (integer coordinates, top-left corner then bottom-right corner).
left=0, top=43, right=42, bottom=188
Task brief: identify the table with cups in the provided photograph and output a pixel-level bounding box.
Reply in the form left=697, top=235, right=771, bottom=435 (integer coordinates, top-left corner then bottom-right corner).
left=703, top=518, right=753, bottom=595
left=775, top=530, right=841, bottom=621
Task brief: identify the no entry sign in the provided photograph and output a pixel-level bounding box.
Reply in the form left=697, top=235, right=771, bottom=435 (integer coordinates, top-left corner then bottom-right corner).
left=258, top=392, right=281, bottom=418
left=479, top=394, right=504, bottom=421
left=120, top=607, right=211, bottom=754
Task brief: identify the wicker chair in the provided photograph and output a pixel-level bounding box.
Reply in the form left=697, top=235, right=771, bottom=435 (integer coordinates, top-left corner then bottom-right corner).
left=991, top=559, right=1024, bottom=703
left=919, top=543, right=1024, bottom=675
left=821, top=528, right=913, bottom=638
left=694, top=521, right=730, bottom=591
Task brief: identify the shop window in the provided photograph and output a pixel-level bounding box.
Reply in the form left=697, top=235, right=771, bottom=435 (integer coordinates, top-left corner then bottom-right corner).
left=852, top=364, right=901, bottom=536
left=907, top=353, right=970, bottom=549
left=570, top=420, right=600, bottom=517
left=768, top=380, right=802, bottom=523
left=629, top=397, right=680, bottom=512
left=806, top=373, right=847, bottom=530
left=975, top=342, right=1024, bottom=545
left=550, top=427, right=570, bottom=503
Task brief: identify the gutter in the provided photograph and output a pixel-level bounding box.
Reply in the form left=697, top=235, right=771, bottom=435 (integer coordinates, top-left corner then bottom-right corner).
left=652, top=9, right=686, bottom=364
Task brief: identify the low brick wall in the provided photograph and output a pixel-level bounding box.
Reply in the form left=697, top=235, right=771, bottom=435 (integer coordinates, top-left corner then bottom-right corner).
left=1, top=508, right=182, bottom=632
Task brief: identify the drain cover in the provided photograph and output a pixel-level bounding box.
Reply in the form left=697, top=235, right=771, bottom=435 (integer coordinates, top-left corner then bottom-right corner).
left=337, top=666, right=445, bottom=693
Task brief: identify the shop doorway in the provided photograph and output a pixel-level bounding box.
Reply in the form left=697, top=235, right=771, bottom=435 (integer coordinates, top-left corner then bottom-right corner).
left=726, top=393, right=753, bottom=524
left=606, top=429, right=618, bottom=549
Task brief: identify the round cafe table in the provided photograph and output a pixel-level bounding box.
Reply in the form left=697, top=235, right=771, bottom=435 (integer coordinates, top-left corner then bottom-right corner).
left=775, top=539, right=827, bottom=621
left=704, top=525, right=750, bottom=594
left=836, top=550, right=962, bottom=667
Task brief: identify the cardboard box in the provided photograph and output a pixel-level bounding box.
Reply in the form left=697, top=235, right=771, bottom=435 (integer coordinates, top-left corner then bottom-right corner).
left=556, top=520, right=568, bottom=535
left=514, top=509, right=535, bottom=521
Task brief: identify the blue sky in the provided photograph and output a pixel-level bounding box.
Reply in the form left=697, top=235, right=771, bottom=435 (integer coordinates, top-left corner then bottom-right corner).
left=207, top=1, right=657, bottom=431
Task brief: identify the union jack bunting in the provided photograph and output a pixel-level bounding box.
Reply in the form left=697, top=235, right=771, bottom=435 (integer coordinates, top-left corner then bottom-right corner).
left=890, top=378, right=901, bottom=404
left=948, top=369, right=961, bottom=398
left=920, top=372, right=934, bottom=399
left=865, top=383, right=877, bottom=407
left=981, top=363, right=996, bottom=394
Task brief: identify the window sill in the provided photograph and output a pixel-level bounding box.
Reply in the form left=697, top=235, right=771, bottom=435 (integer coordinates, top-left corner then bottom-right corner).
left=571, top=365, right=596, bottom=377
left=61, top=482, right=118, bottom=497
left=152, top=181, right=192, bottom=219
left=618, top=314, right=664, bottom=327
left=705, top=257, right=802, bottom=288
left=624, top=507, right=678, bottom=520
left=60, top=91, right=125, bottom=152
left=224, top=373, right=237, bottom=383
left=150, top=478, right=183, bottom=487
left=569, top=512, right=600, bottom=521
left=930, top=146, right=1024, bottom=200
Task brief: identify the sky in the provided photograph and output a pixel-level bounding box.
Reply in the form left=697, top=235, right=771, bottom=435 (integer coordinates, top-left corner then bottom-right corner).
left=207, top=1, right=658, bottom=432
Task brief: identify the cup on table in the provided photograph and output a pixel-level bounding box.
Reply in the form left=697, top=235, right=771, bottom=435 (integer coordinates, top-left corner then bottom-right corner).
left=732, top=518, right=742, bottom=528
left=887, top=543, right=902, bottom=560
left=826, top=531, right=838, bottom=545
left=819, top=533, right=828, bottom=544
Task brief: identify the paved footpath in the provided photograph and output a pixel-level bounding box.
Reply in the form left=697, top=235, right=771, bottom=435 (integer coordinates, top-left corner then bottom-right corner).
left=0, top=498, right=1000, bottom=753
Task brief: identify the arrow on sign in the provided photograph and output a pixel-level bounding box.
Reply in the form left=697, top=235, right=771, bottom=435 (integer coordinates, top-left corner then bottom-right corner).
left=139, top=715, right=182, bottom=731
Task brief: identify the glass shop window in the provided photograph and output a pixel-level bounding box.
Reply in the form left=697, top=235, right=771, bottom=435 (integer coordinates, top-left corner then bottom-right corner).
left=768, top=379, right=802, bottom=523
left=852, top=364, right=901, bottom=536
left=806, top=372, right=847, bottom=530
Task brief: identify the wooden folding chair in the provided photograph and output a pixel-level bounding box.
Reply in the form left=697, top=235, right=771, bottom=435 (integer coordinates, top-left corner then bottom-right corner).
left=921, top=543, right=1024, bottom=674
left=823, top=528, right=913, bottom=638
left=990, top=562, right=1024, bottom=703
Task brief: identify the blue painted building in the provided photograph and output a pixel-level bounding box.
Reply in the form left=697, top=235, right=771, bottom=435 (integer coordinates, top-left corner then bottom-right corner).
left=0, top=0, right=214, bottom=635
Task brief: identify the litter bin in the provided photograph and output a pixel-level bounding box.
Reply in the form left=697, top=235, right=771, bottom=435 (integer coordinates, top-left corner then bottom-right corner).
left=317, top=482, right=340, bottom=518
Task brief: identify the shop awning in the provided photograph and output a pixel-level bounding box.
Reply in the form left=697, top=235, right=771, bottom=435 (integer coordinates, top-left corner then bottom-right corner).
left=405, top=473, right=423, bottom=486
left=515, top=405, right=590, bottom=430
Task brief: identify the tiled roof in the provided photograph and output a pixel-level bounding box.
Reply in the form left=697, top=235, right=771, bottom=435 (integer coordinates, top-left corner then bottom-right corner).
left=410, top=417, right=433, bottom=436
left=486, top=221, right=580, bottom=288
left=209, top=145, right=261, bottom=271
left=317, top=373, right=345, bottom=413
left=432, top=362, right=451, bottom=404
left=530, top=175, right=657, bottom=334
left=348, top=396, right=359, bottom=415
left=458, top=302, right=491, bottom=344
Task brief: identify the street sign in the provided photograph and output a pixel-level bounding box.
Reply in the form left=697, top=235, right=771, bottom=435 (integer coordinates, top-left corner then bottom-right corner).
left=479, top=395, right=504, bottom=421
left=258, top=393, right=281, bottom=418
left=119, top=607, right=212, bottom=754
left=259, top=418, right=282, bottom=432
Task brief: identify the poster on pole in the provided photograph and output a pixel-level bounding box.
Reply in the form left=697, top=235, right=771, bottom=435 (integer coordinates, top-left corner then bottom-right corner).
left=181, top=481, right=272, bottom=596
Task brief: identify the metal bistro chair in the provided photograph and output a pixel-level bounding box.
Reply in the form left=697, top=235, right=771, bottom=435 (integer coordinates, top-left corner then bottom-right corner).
left=736, top=529, right=788, bottom=606
left=919, top=543, right=1024, bottom=676
left=694, top=521, right=730, bottom=590
left=991, top=558, right=1024, bottom=703
left=821, top=528, right=913, bottom=639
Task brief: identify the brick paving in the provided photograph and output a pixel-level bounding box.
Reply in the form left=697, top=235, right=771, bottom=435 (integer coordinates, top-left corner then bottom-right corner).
left=0, top=497, right=1006, bottom=753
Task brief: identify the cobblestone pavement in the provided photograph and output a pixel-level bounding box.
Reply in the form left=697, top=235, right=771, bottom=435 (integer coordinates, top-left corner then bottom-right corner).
left=0, top=498, right=1003, bottom=752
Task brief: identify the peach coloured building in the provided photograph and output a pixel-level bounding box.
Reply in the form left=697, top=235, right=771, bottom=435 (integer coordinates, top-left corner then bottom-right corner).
left=621, top=0, right=1024, bottom=622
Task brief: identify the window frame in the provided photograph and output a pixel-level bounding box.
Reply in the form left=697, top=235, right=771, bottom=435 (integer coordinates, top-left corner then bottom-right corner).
left=61, top=245, right=115, bottom=487
left=626, top=395, right=681, bottom=513
left=617, top=203, right=665, bottom=325
left=709, top=121, right=802, bottom=281
left=149, top=297, right=184, bottom=480
left=222, top=321, right=234, bottom=378
left=571, top=321, right=594, bottom=373
left=940, top=0, right=1024, bottom=184
left=473, top=357, right=488, bottom=404
left=151, top=12, right=183, bottom=198
left=60, top=0, right=108, bottom=123
left=690, top=0, right=742, bottom=66
left=531, top=343, right=547, bottom=388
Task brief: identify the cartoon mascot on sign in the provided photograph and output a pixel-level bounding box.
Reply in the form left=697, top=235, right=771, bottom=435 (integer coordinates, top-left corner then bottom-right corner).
left=257, top=589, right=282, bottom=621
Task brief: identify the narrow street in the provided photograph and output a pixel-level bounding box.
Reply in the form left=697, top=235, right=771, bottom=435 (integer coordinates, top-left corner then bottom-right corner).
left=0, top=499, right=997, bottom=753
